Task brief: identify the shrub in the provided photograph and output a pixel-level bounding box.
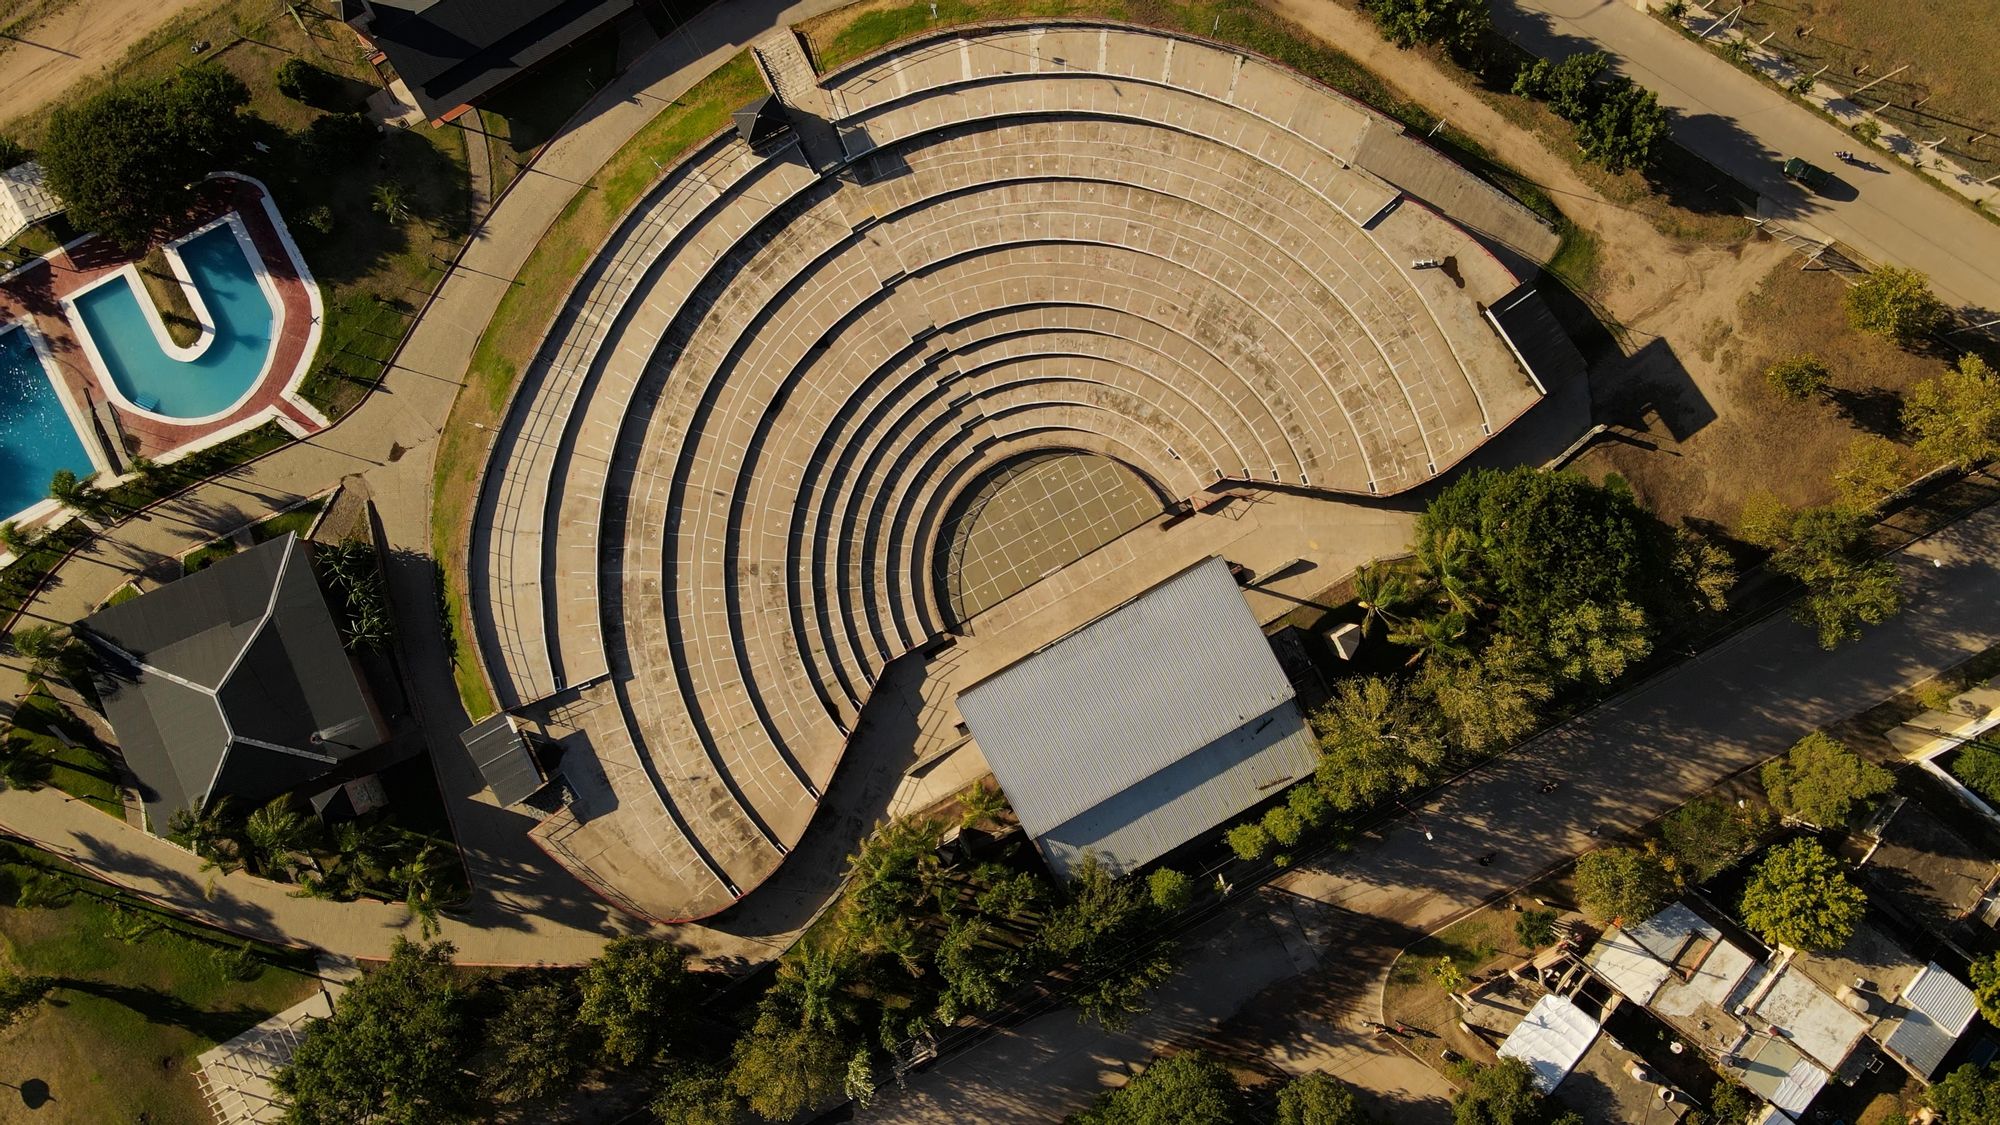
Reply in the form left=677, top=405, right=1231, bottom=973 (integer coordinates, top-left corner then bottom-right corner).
left=305, top=112, right=380, bottom=160
left=0, top=135, right=26, bottom=169
left=1574, top=845, right=1673, bottom=923
left=1765, top=354, right=1830, bottom=400
left=1365, top=0, right=1491, bottom=57
left=1147, top=867, right=1193, bottom=913
left=276, top=58, right=343, bottom=107
left=1515, top=908, right=1558, bottom=949
left=1845, top=266, right=1947, bottom=343
left=1226, top=822, right=1272, bottom=861
left=1263, top=805, right=1305, bottom=847
left=1855, top=118, right=1881, bottom=144
left=1952, top=745, right=2000, bottom=806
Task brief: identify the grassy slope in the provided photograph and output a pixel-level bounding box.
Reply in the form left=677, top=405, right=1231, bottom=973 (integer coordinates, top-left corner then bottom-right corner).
left=11, top=691, right=120, bottom=814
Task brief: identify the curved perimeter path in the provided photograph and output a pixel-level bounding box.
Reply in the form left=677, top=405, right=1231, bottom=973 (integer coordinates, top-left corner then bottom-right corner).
left=0, top=0, right=857, bottom=966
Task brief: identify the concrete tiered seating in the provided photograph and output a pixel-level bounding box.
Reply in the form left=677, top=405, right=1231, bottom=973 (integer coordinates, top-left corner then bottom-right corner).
left=469, top=22, right=1545, bottom=920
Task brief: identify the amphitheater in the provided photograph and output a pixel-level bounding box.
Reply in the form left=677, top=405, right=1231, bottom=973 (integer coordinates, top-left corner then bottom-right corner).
left=466, top=21, right=1575, bottom=924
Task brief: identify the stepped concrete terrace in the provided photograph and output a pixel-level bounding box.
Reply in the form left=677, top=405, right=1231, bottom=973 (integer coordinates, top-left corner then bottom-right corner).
left=467, top=21, right=1557, bottom=922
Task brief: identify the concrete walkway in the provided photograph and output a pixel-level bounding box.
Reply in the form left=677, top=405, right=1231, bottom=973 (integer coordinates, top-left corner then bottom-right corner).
left=1494, top=0, right=2000, bottom=320
left=0, top=0, right=853, bottom=965
left=870, top=497, right=2000, bottom=1122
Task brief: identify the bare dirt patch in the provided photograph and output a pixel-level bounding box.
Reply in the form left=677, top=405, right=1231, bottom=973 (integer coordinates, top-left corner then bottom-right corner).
left=0, top=0, right=212, bottom=132
left=1573, top=259, right=1954, bottom=529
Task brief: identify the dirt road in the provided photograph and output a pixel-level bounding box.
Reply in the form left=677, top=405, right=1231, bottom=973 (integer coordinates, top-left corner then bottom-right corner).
left=0, top=0, right=211, bottom=129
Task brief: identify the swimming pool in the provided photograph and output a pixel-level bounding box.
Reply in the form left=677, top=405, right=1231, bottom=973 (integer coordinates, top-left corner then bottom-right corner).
left=0, top=324, right=95, bottom=523
left=71, top=220, right=276, bottom=420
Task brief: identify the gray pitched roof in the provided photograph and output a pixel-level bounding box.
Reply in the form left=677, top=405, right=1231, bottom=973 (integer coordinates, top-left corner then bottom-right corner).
left=957, top=556, right=1316, bottom=877
left=351, top=0, right=633, bottom=121
left=81, top=534, right=383, bottom=831
left=460, top=713, right=546, bottom=806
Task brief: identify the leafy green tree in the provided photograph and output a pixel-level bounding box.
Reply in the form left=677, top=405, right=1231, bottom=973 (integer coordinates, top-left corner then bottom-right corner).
left=1573, top=845, right=1673, bottom=924
left=1741, top=499, right=1903, bottom=648
left=1904, top=355, right=2000, bottom=470
left=1760, top=732, right=1893, bottom=828
left=1365, top=0, right=1491, bottom=56
left=482, top=978, right=589, bottom=1103
left=1577, top=80, right=1670, bottom=173
left=1969, top=951, right=2000, bottom=1025
left=304, top=112, right=380, bottom=161
left=1544, top=600, right=1651, bottom=686
left=277, top=938, right=473, bottom=1124
left=41, top=66, right=249, bottom=249
left=1422, top=636, right=1551, bottom=753
left=1074, top=1051, right=1242, bottom=1125
left=1832, top=434, right=1907, bottom=510
left=577, top=937, right=693, bottom=1066
left=651, top=1061, right=745, bottom=1125
left=1515, top=908, right=1558, bottom=949
left=934, top=916, right=1019, bottom=1023
left=1512, top=53, right=1610, bottom=120
left=1036, top=855, right=1178, bottom=1030
left=1147, top=867, right=1193, bottom=913
left=1287, top=782, right=1331, bottom=829
left=1311, top=676, right=1448, bottom=811
left=1765, top=354, right=1830, bottom=401
left=726, top=1011, right=847, bottom=1122
left=1671, top=527, right=1735, bottom=614
left=841, top=814, right=950, bottom=957
left=1845, top=266, right=1949, bottom=344
left=1927, top=1062, right=2000, bottom=1122
left=1276, top=1071, right=1366, bottom=1125
left=1263, top=805, right=1305, bottom=847
left=956, top=781, right=1010, bottom=830
left=1660, top=796, right=1768, bottom=882
left=1693, top=1082, right=1755, bottom=1125
left=1952, top=744, right=2000, bottom=805
left=1433, top=955, right=1465, bottom=992
left=1739, top=838, right=1866, bottom=951
left=0, top=969, right=54, bottom=1029
left=1453, top=1057, right=1572, bottom=1125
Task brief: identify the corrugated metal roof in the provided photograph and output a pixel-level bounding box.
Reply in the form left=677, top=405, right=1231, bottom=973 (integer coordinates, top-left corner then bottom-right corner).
left=1884, top=963, right=1978, bottom=1078
left=461, top=713, right=547, bottom=807
left=958, top=556, right=1298, bottom=842
left=1498, top=994, right=1600, bottom=1094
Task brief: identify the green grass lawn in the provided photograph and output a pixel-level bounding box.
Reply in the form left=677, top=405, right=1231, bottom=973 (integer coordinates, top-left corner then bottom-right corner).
left=10, top=690, right=121, bottom=816
left=181, top=538, right=238, bottom=575
left=0, top=842, right=320, bottom=1125
left=250, top=498, right=325, bottom=544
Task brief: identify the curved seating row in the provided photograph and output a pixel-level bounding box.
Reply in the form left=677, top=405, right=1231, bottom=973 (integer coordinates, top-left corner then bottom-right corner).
left=470, top=23, right=1540, bottom=917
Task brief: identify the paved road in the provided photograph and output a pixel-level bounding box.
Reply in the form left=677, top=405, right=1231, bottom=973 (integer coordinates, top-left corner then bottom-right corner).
left=870, top=496, right=2000, bottom=1122
left=0, top=0, right=850, bottom=966
left=1495, top=0, right=2000, bottom=320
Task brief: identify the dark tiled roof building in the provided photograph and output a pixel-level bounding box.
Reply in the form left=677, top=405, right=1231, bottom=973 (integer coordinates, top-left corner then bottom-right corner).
left=341, top=0, right=636, bottom=124
left=80, top=534, right=385, bottom=833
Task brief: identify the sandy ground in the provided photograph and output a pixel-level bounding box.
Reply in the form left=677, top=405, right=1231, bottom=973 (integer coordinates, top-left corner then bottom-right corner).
left=0, top=0, right=211, bottom=129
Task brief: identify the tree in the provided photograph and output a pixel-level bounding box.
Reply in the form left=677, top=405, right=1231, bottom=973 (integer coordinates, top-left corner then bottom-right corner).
left=1832, top=434, right=1907, bottom=510
left=47, top=467, right=106, bottom=521
left=1952, top=744, right=2000, bottom=805
left=40, top=67, right=249, bottom=249
left=1577, top=80, right=1670, bottom=173
left=1147, top=867, right=1193, bottom=913
left=1516, top=908, right=1558, bottom=949
left=652, top=1061, right=745, bottom=1125
left=371, top=181, right=413, bottom=224
left=1764, top=354, right=1830, bottom=401
left=1453, top=1058, right=1570, bottom=1125
left=1845, top=266, right=1949, bottom=344
left=726, top=1008, right=847, bottom=1122
left=1739, top=838, right=1866, bottom=951
left=0, top=969, right=54, bottom=1029
left=934, top=916, right=1020, bottom=1023
left=1742, top=500, right=1903, bottom=649
left=1573, top=846, right=1673, bottom=924
left=578, top=937, right=693, bottom=1066
left=243, top=797, right=314, bottom=879
left=1073, top=1051, right=1242, bottom=1125
left=1969, top=951, right=2000, bottom=1025
left=305, top=112, right=380, bottom=161
left=1671, top=527, right=1735, bottom=614
left=1512, top=53, right=1610, bottom=120
left=1760, top=732, right=1893, bottom=828
left=276, top=58, right=343, bottom=107
left=482, top=979, right=589, bottom=1103
left=0, top=519, right=35, bottom=554
left=1035, top=855, right=1178, bottom=1030
left=1365, top=0, right=1491, bottom=57
left=1387, top=609, right=1475, bottom=667
left=1660, top=796, right=1768, bottom=882
left=1353, top=560, right=1420, bottom=635
left=277, top=938, right=473, bottom=1124
left=0, top=135, right=26, bottom=168
left=1421, top=636, right=1551, bottom=753
left=956, top=780, right=1009, bottom=830
left=1263, top=804, right=1305, bottom=848
left=1544, top=600, right=1651, bottom=686
left=1927, top=1062, right=2000, bottom=1123
left=1276, top=1071, right=1365, bottom=1125
left=9, top=625, right=76, bottom=688
left=1225, top=817, right=1271, bottom=860
left=840, top=814, right=950, bottom=956
left=1312, top=676, right=1448, bottom=811
left=1695, top=1082, right=1756, bottom=1125
left=1904, top=355, right=2000, bottom=470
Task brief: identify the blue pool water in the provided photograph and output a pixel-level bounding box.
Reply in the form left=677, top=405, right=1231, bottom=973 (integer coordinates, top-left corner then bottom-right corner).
left=73, top=223, right=275, bottom=419
left=0, top=325, right=95, bottom=521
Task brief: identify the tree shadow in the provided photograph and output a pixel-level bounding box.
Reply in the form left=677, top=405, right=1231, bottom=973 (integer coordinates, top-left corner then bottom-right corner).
left=51, top=977, right=273, bottom=1042
left=1825, top=384, right=1905, bottom=439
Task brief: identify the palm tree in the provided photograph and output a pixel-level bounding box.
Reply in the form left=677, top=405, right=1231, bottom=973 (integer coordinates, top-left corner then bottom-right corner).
left=956, top=782, right=1009, bottom=831
left=47, top=468, right=106, bottom=522
left=9, top=625, right=71, bottom=687
left=779, top=944, right=856, bottom=1032
left=0, top=739, right=51, bottom=791
left=166, top=798, right=240, bottom=872
left=1413, top=526, right=1487, bottom=617
left=370, top=181, right=412, bottom=224
left=1352, top=561, right=1419, bottom=636
left=0, top=520, right=34, bottom=555
left=243, top=797, right=313, bottom=879
left=391, top=840, right=453, bottom=938
left=1388, top=610, right=1475, bottom=668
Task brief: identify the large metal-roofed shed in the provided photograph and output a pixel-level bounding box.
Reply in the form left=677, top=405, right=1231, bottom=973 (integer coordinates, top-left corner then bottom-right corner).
left=956, top=556, right=1317, bottom=880
left=78, top=534, right=384, bottom=833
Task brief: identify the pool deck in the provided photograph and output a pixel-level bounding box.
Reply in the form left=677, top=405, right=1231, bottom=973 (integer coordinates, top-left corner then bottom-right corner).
left=0, top=176, right=321, bottom=473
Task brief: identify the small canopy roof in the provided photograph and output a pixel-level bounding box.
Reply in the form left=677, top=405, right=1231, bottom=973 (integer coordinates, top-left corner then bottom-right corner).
left=733, top=95, right=793, bottom=148
left=461, top=713, right=547, bottom=806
